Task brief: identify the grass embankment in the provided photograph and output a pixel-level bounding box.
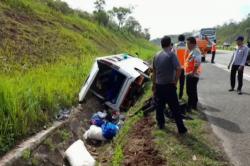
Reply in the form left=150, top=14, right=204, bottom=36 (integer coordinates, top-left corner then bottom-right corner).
left=0, top=0, right=158, bottom=155
left=111, top=90, right=230, bottom=166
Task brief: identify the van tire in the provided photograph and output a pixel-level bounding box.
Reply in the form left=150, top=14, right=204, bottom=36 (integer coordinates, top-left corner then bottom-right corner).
left=201, top=57, right=206, bottom=62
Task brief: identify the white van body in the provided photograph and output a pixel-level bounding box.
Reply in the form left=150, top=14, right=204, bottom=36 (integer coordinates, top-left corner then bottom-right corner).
left=79, top=53, right=150, bottom=111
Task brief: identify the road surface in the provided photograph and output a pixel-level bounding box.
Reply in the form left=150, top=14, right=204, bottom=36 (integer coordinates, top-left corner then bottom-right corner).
left=198, top=51, right=250, bottom=166
left=206, top=50, right=250, bottom=78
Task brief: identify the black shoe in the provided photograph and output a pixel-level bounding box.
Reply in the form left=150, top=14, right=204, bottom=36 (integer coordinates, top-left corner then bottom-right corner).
left=179, top=93, right=183, bottom=100
left=179, top=128, right=187, bottom=135
left=237, top=90, right=242, bottom=95
left=186, top=108, right=192, bottom=113
left=158, top=124, right=165, bottom=130
left=228, top=88, right=234, bottom=92
left=192, top=105, right=198, bottom=110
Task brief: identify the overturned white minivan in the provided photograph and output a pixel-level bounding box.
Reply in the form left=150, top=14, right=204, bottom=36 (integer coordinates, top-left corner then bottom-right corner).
left=79, top=53, right=151, bottom=111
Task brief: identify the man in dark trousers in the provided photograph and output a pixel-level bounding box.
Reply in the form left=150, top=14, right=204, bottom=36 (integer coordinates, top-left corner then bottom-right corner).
left=185, top=37, right=202, bottom=112
left=175, top=34, right=187, bottom=99
left=152, top=36, right=187, bottom=134
left=228, top=36, right=249, bottom=95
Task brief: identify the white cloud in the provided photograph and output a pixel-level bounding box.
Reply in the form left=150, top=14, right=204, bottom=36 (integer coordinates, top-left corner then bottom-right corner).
left=62, top=0, right=250, bottom=38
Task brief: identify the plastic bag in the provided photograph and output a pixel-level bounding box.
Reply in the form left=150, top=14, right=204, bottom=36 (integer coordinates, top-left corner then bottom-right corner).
left=83, top=125, right=106, bottom=141
left=90, top=114, right=105, bottom=127
left=65, top=140, right=95, bottom=166
left=101, top=122, right=119, bottom=139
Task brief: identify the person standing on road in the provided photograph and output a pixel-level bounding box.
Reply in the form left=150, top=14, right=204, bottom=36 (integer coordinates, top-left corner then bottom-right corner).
left=152, top=36, right=187, bottom=134
left=175, top=34, right=188, bottom=99
left=228, top=36, right=249, bottom=95
left=185, top=37, right=202, bottom=112
left=211, top=40, right=217, bottom=63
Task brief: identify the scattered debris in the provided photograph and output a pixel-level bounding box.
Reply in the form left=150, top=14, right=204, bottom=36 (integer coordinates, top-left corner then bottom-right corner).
left=56, top=108, right=72, bottom=121
left=84, top=125, right=106, bottom=141
left=129, top=97, right=193, bottom=121
left=65, top=140, right=96, bottom=166
left=101, top=122, right=119, bottom=140
left=84, top=110, right=124, bottom=141
left=192, top=155, right=197, bottom=161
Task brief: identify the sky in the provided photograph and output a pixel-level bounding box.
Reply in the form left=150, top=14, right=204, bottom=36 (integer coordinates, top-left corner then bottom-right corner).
left=62, top=0, right=250, bottom=39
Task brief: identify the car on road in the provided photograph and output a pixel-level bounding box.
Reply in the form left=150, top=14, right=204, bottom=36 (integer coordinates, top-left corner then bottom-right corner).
left=223, top=42, right=231, bottom=48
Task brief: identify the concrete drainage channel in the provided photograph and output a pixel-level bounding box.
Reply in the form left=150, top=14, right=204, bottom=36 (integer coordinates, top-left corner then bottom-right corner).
left=0, top=96, right=104, bottom=166
left=0, top=121, right=66, bottom=166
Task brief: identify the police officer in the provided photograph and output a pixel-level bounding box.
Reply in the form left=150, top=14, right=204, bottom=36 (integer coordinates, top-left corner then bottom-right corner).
left=228, top=36, right=249, bottom=95
left=152, top=36, right=187, bottom=134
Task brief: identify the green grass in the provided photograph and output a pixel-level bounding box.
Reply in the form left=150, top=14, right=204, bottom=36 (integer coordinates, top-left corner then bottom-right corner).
left=153, top=112, right=229, bottom=166
left=0, top=0, right=158, bottom=155
left=110, top=83, right=230, bottom=165
left=111, top=86, right=153, bottom=165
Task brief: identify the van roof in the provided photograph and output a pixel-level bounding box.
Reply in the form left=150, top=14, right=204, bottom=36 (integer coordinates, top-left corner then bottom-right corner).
left=96, top=53, right=149, bottom=78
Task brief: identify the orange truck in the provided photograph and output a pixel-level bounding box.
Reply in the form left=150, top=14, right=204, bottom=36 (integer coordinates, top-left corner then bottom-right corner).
left=195, top=28, right=216, bottom=62
left=196, top=37, right=211, bottom=62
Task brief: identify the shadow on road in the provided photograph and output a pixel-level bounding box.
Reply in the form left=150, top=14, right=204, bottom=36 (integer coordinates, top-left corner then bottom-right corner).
left=199, top=105, right=243, bottom=133
left=205, top=114, right=243, bottom=133
left=199, top=105, right=220, bottom=112
left=242, top=92, right=250, bottom=96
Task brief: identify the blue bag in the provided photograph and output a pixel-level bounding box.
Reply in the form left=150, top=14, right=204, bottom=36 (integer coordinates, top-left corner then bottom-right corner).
left=101, top=122, right=119, bottom=139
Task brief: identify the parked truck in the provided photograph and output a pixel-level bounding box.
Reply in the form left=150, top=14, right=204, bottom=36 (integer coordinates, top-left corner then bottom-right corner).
left=195, top=28, right=216, bottom=62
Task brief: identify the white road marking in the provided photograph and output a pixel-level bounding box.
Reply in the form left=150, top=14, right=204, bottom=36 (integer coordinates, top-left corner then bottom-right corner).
left=213, top=63, right=250, bottom=81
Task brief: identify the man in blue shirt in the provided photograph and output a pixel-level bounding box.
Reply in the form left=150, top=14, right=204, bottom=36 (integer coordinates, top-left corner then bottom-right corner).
left=228, top=36, right=249, bottom=95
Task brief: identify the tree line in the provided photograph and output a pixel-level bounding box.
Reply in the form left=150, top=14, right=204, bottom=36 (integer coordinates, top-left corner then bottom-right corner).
left=40, top=0, right=150, bottom=40
left=216, top=14, right=250, bottom=45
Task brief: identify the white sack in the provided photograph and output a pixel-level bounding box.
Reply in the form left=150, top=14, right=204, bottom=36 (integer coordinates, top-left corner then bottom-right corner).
left=83, top=125, right=106, bottom=141
left=65, top=140, right=95, bottom=166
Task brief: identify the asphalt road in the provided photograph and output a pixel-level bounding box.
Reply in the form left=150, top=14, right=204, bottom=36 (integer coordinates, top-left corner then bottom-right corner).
left=206, top=50, right=250, bottom=77
left=198, top=51, right=250, bottom=166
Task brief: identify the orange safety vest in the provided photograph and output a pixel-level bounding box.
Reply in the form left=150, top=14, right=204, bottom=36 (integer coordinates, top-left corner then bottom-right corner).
left=185, top=50, right=202, bottom=75
left=176, top=46, right=188, bottom=68
left=211, top=43, right=216, bottom=52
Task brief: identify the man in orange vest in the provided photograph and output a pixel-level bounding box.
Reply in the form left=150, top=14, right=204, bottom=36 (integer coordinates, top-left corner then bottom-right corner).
left=175, top=34, right=187, bottom=99
left=211, top=40, right=217, bottom=63
left=185, top=37, right=202, bottom=111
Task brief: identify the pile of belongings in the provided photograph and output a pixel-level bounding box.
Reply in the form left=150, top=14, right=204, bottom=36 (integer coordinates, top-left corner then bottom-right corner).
left=129, top=97, right=193, bottom=120
left=84, top=110, right=125, bottom=141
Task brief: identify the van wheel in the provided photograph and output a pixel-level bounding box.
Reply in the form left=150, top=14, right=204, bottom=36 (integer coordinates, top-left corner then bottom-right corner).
left=201, top=57, right=206, bottom=62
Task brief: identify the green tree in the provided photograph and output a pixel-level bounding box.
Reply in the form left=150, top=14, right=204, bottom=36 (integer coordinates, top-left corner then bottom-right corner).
left=93, top=10, right=109, bottom=26
left=111, top=7, right=132, bottom=29
left=125, top=16, right=141, bottom=33
left=93, top=0, right=109, bottom=26
left=94, top=0, right=105, bottom=12
left=143, top=28, right=151, bottom=40
left=245, top=27, right=250, bottom=42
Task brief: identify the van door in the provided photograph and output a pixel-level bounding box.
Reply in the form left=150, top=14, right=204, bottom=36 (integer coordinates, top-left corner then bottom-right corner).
left=79, top=62, right=99, bottom=102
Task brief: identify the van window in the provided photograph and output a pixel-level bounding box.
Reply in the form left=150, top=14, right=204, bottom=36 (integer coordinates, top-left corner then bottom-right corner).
left=90, top=61, right=126, bottom=104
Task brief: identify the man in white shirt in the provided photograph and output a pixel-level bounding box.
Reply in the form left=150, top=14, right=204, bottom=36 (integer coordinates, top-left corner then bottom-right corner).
left=228, top=36, right=249, bottom=95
